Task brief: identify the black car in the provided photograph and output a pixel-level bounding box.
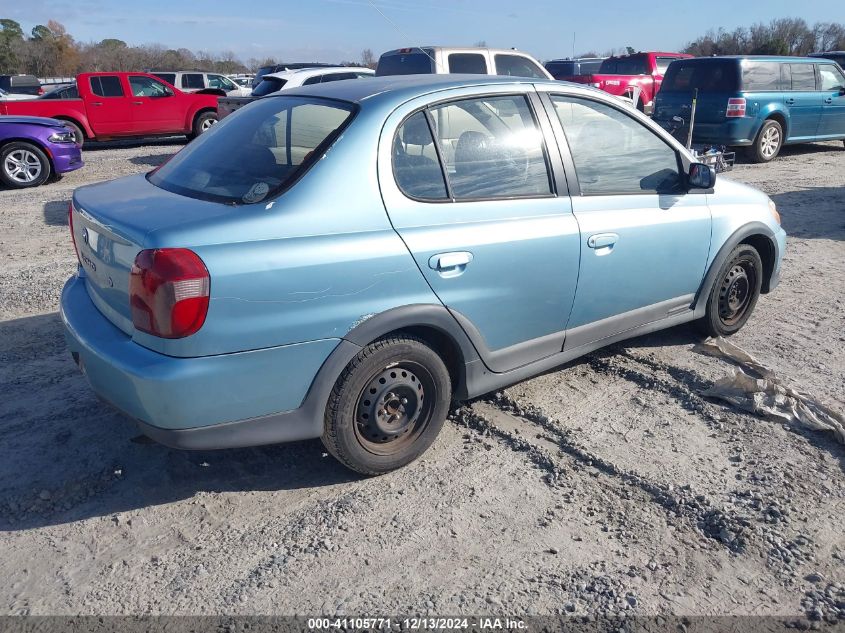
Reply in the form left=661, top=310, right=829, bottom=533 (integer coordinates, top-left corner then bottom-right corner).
left=544, top=57, right=605, bottom=80
left=810, top=51, right=845, bottom=69
left=0, top=74, right=42, bottom=96
left=251, top=63, right=336, bottom=88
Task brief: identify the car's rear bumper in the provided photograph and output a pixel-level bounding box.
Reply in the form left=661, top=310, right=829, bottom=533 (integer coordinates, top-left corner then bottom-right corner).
left=60, top=274, right=350, bottom=448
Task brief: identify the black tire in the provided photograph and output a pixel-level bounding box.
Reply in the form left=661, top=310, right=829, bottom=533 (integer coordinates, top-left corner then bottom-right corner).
left=322, top=335, right=452, bottom=475
left=0, top=141, right=51, bottom=189
left=59, top=120, right=84, bottom=148
left=746, top=119, right=783, bottom=163
left=698, top=244, right=763, bottom=337
left=188, top=111, right=218, bottom=140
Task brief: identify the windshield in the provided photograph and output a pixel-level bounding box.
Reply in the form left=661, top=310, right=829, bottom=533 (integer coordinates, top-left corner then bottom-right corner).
left=599, top=55, right=649, bottom=75
left=252, top=77, right=287, bottom=96
left=148, top=97, right=355, bottom=205
left=376, top=51, right=434, bottom=76
left=661, top=60, right=740, bottom=92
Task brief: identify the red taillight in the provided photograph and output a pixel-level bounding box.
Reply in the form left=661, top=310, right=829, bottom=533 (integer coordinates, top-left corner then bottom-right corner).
left=129, top=248, right=210, bottom=339
left=69, top=202, right=80, bottom=264
left=726, top=97, right=746, bottom=118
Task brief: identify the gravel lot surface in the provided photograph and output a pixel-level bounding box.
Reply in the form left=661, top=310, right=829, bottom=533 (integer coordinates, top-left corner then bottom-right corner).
left=0, top=138, right=843, bottom=621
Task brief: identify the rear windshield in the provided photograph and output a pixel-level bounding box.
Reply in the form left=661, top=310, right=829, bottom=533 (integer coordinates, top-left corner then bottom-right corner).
left=545, top=61, right=577, bottom=77
left=252, top=77, right=288, bottom=96
left=376, top=51, right=434, bottom=76
left=599, top=55, right=649, bottom=75
left=661, top=60, right=740, bottom=92
left=148, top=97, right=355, bottom=205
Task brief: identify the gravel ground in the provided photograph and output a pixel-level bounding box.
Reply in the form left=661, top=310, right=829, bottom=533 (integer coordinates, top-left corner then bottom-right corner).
left=0, top=138, right=843, bottom=622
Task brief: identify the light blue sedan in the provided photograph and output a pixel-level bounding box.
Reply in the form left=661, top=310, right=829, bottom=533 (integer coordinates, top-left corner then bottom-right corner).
left=61, top=75, right=786, bottom=474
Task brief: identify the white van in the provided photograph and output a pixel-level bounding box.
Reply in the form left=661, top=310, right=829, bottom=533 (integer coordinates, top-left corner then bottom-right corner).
left=376, top=47, right=553, bottom=80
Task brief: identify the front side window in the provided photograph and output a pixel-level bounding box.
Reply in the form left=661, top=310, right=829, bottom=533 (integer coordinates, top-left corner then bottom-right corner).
left=149, top=97, right=355, bottom=205
left=788, top=64, right=817, bottom=91
left=129, top=76, right=170, bottom=97
left=428, top=95, right=552, bottom=199
left=393, top=111, right=448, bottom=199
left=181, top=73, right=204, bottom=90
left=208, top=74, right=235, bottom=90
left=449, top=53, right=487, bottom=74
left=552, top=96, right=682, bottom=195
left=90, top=75, right=124, bottom=97
left=493, top=54, right=546, bottom=78
left=820, top=65, right=845, bottom=91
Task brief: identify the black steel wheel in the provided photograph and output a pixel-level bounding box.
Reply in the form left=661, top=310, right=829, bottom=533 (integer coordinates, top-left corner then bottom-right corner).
left=323, top=335, right=451, bottom=475
left=699, top=244, right=763, bottom=337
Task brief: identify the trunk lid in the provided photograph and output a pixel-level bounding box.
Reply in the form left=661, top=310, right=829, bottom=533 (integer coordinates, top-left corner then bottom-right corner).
left=71, top=173, right=236, bottom=334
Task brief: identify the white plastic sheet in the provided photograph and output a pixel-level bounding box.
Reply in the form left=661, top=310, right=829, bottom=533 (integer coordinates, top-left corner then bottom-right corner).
left=694, top=337, right=845, bottom=444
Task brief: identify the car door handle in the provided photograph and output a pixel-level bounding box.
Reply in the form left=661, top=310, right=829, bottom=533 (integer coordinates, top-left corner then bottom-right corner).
left=824, top=97, right=834, bottom=104
left=132, top=101, right=143, bottom=105
left=785, top=98, right=795, bottom=105
left=587, top=233, right=619, bottom=249
left=428, top=251, right=473, bottom=275
left=91, top=102, right=103, bottom=106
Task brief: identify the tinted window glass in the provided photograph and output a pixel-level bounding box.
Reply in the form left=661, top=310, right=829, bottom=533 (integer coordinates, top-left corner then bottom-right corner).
left=149, top=97, right=355, bottom=205
left=129, top=76, right=170, bottom=97
left=376, top=51, right=434, bottom=76
left=448, top=53, right=487, bottom=74
left=252, top=77, right=287, bottom=96
left=182, top=73, right=205, bottom=90
left=428, top=95, right=552, bottom=199
left=788, top=64, right=816, bottom=90
left=319, top=73, right=358, bottom=83
left=661, top=60, right=740, bottom=92
left=90, top=75, right=124, bottom=97
left=655, top=56, right=682, bottom=74
left=43, top=85, right=79, bottom=99
left=552, top=96, right=681, bottom=195
left=302, top=76, right=323, bottom=86
left=153, top=73, right=176, bottom=86
left=819, top=65, right=845, bottom=90
left=545, top=61, right=577, bottom=78
left=742, top=62, right=782, bottom=91
left=599, top=55, right=649, bottom=75
left=494, top=54, right=546, bottom=78
left=393, top=111, right=448, bottom=200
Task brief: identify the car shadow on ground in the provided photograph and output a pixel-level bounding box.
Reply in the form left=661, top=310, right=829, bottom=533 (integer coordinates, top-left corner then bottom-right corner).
left=82, top=137, right=187, bottom=152
left=128, top=154, right=174, bottom=168
left=0, top=312, right=361, bottom=533
left=43, top=200, right=70, bottom=226
left=731, top=140, right=845, bottom=165
left=769, top=186, right=845, bottom=241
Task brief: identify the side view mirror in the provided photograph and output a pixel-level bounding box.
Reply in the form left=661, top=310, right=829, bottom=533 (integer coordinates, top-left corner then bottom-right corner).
left=839, top=86, right=845, bottom=96
left=688, top=162, right=716, bottom=189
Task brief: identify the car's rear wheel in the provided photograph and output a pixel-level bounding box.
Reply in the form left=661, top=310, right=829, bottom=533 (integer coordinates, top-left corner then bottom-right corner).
left=188, top=111, right=218, bottom=140
left=0, top=142, right=51, bottom=189
left=699, top=244, right=763, bottom=337
left=322, top=335, right=451, bottom=475
left=747, top=119, right=783, bottom=163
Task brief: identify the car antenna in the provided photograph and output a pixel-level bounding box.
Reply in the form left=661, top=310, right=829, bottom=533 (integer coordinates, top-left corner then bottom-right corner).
left=363, top=0, right=444, bottom=71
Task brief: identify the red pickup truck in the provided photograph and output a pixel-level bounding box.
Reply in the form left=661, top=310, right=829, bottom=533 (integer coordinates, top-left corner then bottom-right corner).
left=0, top=72, right=219, bottom=147
left=565, top=52, right=692, bottom=114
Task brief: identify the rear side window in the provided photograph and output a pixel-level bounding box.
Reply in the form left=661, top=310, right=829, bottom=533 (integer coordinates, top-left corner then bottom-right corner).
left=448, top=53, right=487, bottom=74
left=599, top=56, right=649, bottom=75
left=552, top=96, right=681, bottom=195
left=393, top=112, right=448, bottom=199
left=428, top=95, right=552, bottom=199
left=786, top=64, right=816, bottom=90
left=661, top=61, right=740, bottom=92
left=319, top=73, right=358, bottom=83
left=252, top=78, right=287, bottom=96
left=181, top=73, right=204, bottom=90
left=742, top=62, right=782, bottom=91
left=149, top=97, right=355, bottom=205
left=90, top=75, right=124, bottom=97
left=820, top=64, right=845, bottom=91
left=302, top=76, right=323, bottom=86
left=494, top=55, right=546, bottom=78
left=376, top=51, right=434, bottom=76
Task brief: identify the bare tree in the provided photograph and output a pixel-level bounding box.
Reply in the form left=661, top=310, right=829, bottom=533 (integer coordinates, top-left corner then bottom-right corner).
left=360, top=48, right=376, bottom=69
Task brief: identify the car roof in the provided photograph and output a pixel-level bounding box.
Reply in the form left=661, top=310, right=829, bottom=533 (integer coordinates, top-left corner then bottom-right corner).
left=381, top=46, right=539, bottom=56
left=682, top=55, right=825, bottom=63
left=264, top=67, right=374, bottom=81
left=274, top=73, right=564, bottom=104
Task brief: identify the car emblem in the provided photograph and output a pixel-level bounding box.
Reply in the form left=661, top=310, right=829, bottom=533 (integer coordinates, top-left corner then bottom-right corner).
left=82, top=227, right=89, bottom=245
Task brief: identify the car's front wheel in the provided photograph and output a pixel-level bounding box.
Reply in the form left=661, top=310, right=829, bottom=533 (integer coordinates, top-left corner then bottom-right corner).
left=747, top=119, right=783, bottom=163
left=699, top=244, right=763, bottom=337
left=322, top=335, right=452, bottom=475
left=0, top=142, right=51, bottom=189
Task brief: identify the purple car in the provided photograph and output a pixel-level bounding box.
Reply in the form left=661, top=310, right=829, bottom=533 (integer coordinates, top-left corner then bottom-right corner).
left=0, top=115, right=83, bottom=189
